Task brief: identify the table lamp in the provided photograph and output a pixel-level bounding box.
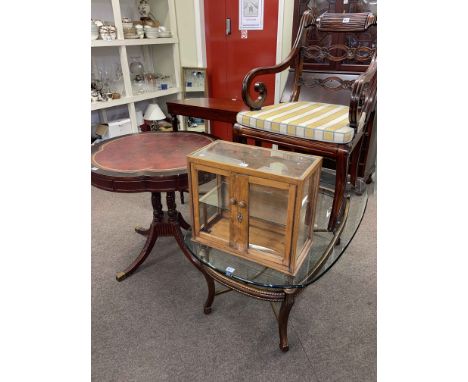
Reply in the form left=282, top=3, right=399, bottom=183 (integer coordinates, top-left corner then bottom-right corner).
left=144, top=103, right=166, bottom=131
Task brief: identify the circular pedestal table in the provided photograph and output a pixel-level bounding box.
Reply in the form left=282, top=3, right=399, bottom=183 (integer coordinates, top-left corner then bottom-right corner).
left=91, top=131, right=215, bottom=285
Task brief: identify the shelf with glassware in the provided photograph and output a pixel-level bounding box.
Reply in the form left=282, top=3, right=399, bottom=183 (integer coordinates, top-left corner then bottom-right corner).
left=180, top=67, right=208, bottom=133
left=91, top=37, right=178, bottom=47
left=91, top=0, right=182, bottom=133
left=91, top=88, right=179, bottom=111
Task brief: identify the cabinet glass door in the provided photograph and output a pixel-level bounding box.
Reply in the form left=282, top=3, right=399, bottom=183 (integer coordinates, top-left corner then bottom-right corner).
left=196, top=168, right=231, bottom=244
left=247, top=179, right=294, bottom=262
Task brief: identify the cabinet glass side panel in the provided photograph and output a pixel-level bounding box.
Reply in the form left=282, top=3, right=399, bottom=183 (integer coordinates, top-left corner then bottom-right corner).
left=296, top=177, right=312, bottom=259
left=198, top=171, right=230, bottom=242
left=248, top=184, right=288, bottom=256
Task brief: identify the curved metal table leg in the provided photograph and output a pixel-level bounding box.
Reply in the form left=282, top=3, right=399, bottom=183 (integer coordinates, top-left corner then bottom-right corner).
left=278, top=290, right=297, bottom=352
left=172, top=226, right=216, bottom=314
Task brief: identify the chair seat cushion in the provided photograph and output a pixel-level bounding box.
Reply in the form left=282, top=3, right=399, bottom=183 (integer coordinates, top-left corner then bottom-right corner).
left=236, top=101, right=354, bottom=144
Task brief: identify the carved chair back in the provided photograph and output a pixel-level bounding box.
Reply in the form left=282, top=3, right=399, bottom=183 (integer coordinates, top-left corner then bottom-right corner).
left=290, top=11, right=376, bottom=127
left=242, top=10, right=377, bottom=131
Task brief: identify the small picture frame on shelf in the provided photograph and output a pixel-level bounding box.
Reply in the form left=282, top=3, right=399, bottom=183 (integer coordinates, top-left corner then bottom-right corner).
left=181, top=67, right=208, bottom=98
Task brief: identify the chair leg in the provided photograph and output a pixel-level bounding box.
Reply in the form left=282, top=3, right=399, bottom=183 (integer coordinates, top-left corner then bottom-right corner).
left=358, top=111, right=376, bottom=179
left=349, top=136, right=364, bottom=187
left=328, top=150, right=348, bottom=232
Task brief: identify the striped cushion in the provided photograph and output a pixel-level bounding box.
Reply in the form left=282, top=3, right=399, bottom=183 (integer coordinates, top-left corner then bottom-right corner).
left=236, top=101, right=354, bottom=144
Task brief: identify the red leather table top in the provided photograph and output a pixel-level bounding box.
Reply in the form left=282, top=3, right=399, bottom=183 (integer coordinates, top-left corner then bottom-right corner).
left=92, top=132, right=214, bottom=175
left=91, top=132, right=215, bottom=193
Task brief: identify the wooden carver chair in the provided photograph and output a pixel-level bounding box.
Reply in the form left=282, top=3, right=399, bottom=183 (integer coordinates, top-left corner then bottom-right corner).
left=233, top=10, right=377, bottom=232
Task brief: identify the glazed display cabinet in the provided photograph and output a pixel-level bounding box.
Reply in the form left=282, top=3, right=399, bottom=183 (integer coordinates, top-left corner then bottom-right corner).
left=187, top=141, right=322, bottom=275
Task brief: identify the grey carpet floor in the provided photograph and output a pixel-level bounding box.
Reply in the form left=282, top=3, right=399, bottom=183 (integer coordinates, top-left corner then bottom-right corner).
left=92, top=185, right=376, bottom=382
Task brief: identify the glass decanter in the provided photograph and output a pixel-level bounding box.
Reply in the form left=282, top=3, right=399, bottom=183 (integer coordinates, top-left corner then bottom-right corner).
left=130, top=56, right=145, bottom=94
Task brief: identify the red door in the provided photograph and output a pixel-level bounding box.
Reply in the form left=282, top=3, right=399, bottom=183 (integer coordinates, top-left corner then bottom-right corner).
left=204, top=0, right=279, bottom=140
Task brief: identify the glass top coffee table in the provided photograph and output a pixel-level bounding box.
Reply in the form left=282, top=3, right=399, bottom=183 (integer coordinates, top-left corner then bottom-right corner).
left=184, top=178, right=368, bottom=351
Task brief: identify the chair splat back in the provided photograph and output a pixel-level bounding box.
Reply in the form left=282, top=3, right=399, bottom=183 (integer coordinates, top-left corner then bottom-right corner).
left=241, top=10, right=376, bottom=113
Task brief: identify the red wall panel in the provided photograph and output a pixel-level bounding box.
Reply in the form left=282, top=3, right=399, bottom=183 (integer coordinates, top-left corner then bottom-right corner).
left=204, top=0, right=279, bottom=140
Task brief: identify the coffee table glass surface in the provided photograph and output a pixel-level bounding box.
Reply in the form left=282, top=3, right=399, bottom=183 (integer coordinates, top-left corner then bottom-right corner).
left=184, top=170, right=368, bottom=289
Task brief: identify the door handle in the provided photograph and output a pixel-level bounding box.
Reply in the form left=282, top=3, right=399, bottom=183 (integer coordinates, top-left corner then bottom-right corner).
left=226, top=17, right=231, bottom=36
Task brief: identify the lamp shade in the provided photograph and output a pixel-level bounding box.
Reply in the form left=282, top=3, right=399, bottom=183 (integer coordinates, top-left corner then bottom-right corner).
left=144, top=103, right=165, bottom=121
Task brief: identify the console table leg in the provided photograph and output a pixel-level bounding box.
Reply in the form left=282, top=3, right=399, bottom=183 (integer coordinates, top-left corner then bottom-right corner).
left=278, top=290, right=296, bottom=352
left=171, top=114, right=179, bottom=131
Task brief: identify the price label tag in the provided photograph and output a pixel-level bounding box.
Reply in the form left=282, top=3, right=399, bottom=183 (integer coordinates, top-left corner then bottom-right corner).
left=342, top=18, right=350, bottom=23
left=225, top=266, right=235, bottom=276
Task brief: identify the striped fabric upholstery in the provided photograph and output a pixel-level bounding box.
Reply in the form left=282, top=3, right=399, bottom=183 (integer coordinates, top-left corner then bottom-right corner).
left=236, top=101, right=354, bottom=144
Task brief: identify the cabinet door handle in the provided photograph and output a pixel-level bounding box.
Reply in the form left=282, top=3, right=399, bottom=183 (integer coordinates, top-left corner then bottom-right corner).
left=230, top=197, right=237, bottom=205
left=238, top=201, right=246, bottom=208
left=226, top=17, right=231, bottom=36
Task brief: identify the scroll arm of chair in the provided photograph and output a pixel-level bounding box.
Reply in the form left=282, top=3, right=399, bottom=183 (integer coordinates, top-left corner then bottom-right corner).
left=349, top=54, right=377, bottom=131
left=241, top=10, right=314, bottom=110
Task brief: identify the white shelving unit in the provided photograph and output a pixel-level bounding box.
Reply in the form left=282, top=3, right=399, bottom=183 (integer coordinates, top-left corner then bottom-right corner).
left=91, top=0, right=182, bottom=132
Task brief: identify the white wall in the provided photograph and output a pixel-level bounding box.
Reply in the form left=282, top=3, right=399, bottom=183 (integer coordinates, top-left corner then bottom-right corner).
left=174, top=0, right=199, bottom=67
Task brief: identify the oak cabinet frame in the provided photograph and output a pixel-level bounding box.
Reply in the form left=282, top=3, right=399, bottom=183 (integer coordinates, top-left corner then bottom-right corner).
left=187, top=141, right=322, bottom=275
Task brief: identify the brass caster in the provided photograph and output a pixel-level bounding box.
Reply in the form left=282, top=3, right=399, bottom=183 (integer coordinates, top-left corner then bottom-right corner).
left=134, top=226, right=149, bottom=236
left=116, top=272, right=127, bottom=282
left=279, top=344, right=289, bottom=352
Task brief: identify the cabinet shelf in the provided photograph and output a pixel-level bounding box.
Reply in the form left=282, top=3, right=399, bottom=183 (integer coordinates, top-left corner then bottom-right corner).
left=131, top=87, right=180, bottom=102
left=91, top=37, right=178, bottom=47
left=185, top=86, right=205, bottom=93
left=91, top=97, right=133, bottom=111
left=91, top=87, right=181, bottom=111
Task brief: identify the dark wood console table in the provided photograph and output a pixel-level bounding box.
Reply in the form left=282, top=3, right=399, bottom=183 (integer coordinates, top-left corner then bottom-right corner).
left=166, top=98, right=248, bottom=131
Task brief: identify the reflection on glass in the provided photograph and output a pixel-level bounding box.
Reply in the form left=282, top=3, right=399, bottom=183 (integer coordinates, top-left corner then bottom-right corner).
left=296, top=178, right=312, bottom=259
left=198, top=171, right=230, bottom=242
left=248, top=183, right=288, bottom=256
left=192, top=141, right=318, bottom=179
